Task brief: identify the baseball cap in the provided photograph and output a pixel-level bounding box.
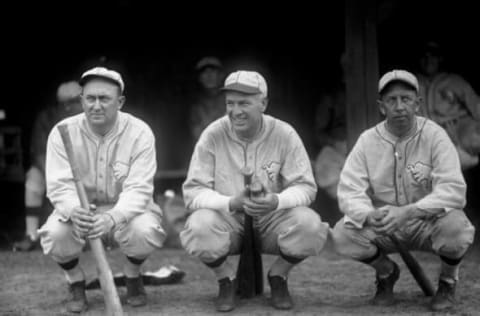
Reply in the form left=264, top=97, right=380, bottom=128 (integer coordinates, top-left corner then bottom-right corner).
left=221, top=70, right=268, bottom=96
left=56, top=81, right=81, bottom=102
left=195, top=56, right=223, bottom=71
left=79, top=67, right=125, bottom=93
left=421, top=40, right=443, bottom=57
left=378, top=69, right=419, bottom=94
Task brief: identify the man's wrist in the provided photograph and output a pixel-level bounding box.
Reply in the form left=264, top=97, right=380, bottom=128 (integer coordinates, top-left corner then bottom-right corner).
left=405, top=204, right=420, bottom=219
left=228, top=197, right=242, bottom=213
left=104, top=212, right=116, bottom=229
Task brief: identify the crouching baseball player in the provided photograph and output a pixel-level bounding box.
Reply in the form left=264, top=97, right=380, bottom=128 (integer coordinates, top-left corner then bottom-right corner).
left=331, top=70, right=475, bottom=311
left=38, top=67, right=166, bottom=313
left=180, top=70, right=329, bottom=312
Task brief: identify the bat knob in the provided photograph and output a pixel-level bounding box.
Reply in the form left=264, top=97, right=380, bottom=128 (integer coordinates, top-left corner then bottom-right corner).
left=250, top=181, right=263, bottom=198
left=241, top=166, right=254, bottom=177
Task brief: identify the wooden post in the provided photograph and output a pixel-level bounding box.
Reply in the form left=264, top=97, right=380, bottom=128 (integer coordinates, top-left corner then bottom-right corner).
left=344, top=0, right=380, bottom=150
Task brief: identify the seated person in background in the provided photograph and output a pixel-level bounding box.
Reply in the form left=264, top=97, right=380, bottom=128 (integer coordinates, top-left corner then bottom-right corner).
left=13, top=81, right=82, bottom=251
left=417, top=41, right=480, bottom=170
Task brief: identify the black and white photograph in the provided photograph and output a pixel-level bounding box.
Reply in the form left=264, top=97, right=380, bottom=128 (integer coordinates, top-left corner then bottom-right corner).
left=1, top=1, right=480, bottom=315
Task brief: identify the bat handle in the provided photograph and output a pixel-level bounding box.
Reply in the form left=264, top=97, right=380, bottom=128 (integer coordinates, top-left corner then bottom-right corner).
left=249, top=181, right=263, bottom=199
left=241, top=167, right=254, bottom=186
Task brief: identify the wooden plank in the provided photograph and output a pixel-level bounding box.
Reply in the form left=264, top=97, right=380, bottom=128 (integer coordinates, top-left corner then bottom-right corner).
left=344, top=0, right=380, bottom=150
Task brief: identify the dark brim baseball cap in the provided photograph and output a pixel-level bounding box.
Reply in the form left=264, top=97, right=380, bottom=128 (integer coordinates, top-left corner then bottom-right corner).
left=221, top=82, right=264, bottom=95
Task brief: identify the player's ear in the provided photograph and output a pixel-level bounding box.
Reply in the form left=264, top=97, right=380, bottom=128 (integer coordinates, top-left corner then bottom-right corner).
left=414, top=96, right=422, bottom=113
left=261, top=97, right=268, bottom=112
left=118, top=95, right=126, bottom=110
left=377, top=99, right=386, bottom=116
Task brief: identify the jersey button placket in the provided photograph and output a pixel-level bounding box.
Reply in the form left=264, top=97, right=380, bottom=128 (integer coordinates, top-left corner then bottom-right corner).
left=97, top=141, right=106, bottom=199
left=247, top=149, right=254, bottom=166
left=395, top=143, right=404, bottom=187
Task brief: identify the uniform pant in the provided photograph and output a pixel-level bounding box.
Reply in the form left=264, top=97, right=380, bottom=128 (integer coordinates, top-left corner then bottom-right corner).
left=331, top=209, right=475, bottom=260
left=38, top=209, right=166, bottom=264
left=180, top=206, right=329, bottom=264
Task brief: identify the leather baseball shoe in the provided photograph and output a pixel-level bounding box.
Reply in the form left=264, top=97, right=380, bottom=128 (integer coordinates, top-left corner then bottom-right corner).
left=268, top=273, right=293, bottom=310
left=66, top=281, right=87, bottom=313
left=431, top=279, right=456, bottom=311
left=372, top=260, right=400, bottom=306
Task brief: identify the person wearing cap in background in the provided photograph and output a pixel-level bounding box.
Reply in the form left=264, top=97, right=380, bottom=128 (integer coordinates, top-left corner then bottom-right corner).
left=37, top=67, right=166, bottom=312
left=330, top=69, right=475, bottom=311
left=417, top=41, right=480, bottom=170
left=313, top=52, right=348, bottom=202
left=13, top=81, right=83, bottom=252
left=150, top=57, right=226, bottom=250
left=181, top=70, right=329, bottom=312
left=189, top=56, right=226, bottom=141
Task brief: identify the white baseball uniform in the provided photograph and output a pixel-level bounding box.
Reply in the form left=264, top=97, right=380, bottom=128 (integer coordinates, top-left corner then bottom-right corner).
left=332, top=116, right=475, bottom=260
left=181, top=114, right=329, bottom=263
left=38, top=111, right=165, bottom=263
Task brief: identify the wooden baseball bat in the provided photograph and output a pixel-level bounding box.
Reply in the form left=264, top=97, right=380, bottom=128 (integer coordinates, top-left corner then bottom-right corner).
left=389, top=234, right=435, bottom=296
left=58, top=125, right=123, bottom=316
left=372, top=210, right=434, bottom=296
left=236, top=166, right=264, bottom=298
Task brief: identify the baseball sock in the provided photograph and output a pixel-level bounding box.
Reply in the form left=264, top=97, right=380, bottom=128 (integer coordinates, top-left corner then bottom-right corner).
left=124, top=256, right=146, bottom=278
left=269, top=258, right=294, bottom=279
left=59, top=258, right=84, bottom=284
left=208, top=258, right=235, bottom=281
left=361, top=249, right=394, bottom=278
left=439, top=255, right=462, bottom=284
left=269, top=252, right=304, bottom=278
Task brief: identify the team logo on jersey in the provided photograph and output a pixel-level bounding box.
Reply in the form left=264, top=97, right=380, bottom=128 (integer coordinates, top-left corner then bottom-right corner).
left=111, top=161, right=129, bottom=181
left=262, top=161, right=281, bottom=182
left=407, top=161, right=432, bottom=190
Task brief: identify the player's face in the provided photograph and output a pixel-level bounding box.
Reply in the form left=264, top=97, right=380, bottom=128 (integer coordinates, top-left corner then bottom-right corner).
left=81, top=79, right=124, bottom=135
left=379, top=82, right=419, bottom=137
left=420, top=52, right=442, bottom=77
left=59, top=96, right=82, bottom=116
left=199, top=67, right=223, bottom=89
left=226, top=91, right=267, bottom=139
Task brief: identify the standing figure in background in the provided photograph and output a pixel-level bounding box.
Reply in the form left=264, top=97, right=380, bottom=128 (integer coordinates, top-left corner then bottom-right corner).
left=13, top=81, right=82, bottom=251
left=189, top=56, right=226, bottom=140
left=313, top=53, right=348, bottom=201
left=158, top=56, right=226, bottom=248
left=313, top=84, right=347, bottom=200
left=417, top=41, right=480, bottom=170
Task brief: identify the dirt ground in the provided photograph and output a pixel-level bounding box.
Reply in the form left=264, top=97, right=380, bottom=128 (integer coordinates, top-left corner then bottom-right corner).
left=1, top=240, right=480, bottom=316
